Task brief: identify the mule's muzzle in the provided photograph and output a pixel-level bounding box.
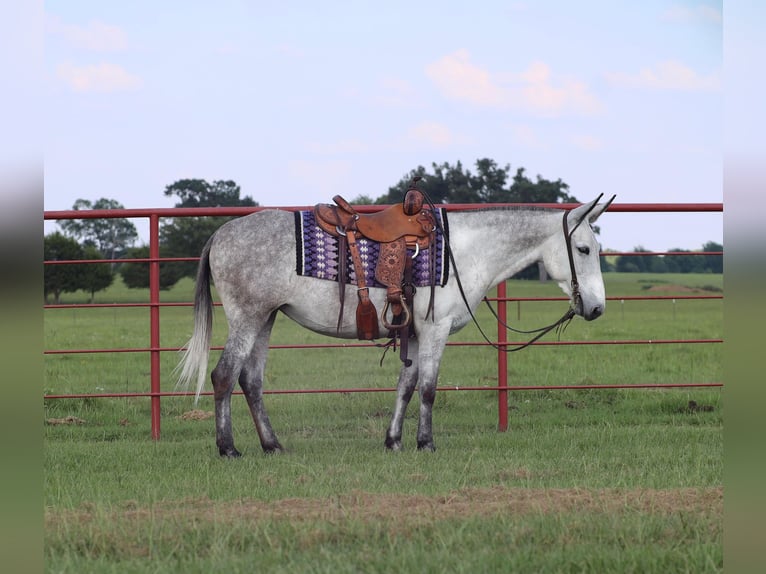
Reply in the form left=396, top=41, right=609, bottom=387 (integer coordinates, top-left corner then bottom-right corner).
left=572, top=296, right=603, bottom=321
left=584, top=304, right=603, bottom=321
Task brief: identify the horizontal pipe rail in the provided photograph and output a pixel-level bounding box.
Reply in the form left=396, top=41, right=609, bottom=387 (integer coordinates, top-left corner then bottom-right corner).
left=44, top=339, right=723, bottom=355
left=44, top=382, right=724, bottom=401
left=43, top=202, right=723, bottom=221
left=41, top=251, right=724, bottom=266
left=42, top=294, right=722, bottom=312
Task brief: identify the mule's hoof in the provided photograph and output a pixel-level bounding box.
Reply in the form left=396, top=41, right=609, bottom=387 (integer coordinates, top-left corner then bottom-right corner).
left=219, top=446, right=242, bottom=458
left=262, top=443, right=285, bottom=455
left=384, top=435, right=403, bottom=451
left=416, top=441, right=436, bottom=452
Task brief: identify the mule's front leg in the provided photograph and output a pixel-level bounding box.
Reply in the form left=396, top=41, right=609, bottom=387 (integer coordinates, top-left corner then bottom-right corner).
left=385, top=343, right=419, bottom=451
left=415, top=328, right=449, bottom=451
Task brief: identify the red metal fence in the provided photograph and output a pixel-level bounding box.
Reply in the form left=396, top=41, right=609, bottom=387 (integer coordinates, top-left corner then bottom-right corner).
left=44, top=203, right=723, bottom=439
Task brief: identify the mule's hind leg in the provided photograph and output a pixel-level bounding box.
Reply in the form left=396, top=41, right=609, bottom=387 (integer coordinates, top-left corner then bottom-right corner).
left=238, top=311, right=284, bottom=454
left=385, top=340, right=419, bottom=451
left=211, top=326, right=258, bottom=458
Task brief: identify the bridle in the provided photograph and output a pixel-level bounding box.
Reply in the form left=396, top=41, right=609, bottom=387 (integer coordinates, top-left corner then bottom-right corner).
left=560, top=195, right=590, bottom=318
left=449, top=192, right=615, bottom=353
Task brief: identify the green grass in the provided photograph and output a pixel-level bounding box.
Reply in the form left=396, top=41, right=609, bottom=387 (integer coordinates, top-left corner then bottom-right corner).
left=44, top=272, right=723, bottom=573
left=45, top=503, right=721, bottom=573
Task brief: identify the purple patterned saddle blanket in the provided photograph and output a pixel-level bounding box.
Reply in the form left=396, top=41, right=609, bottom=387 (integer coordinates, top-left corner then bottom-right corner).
left=294, top=209, right=449, bottom=287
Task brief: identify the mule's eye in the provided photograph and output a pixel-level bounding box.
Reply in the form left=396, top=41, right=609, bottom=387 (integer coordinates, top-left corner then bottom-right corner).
left=577, top=245, right=590, bottom=255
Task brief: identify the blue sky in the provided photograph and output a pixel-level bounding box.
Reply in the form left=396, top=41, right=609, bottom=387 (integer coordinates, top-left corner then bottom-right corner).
left=43, top=1, right=722, bottom=251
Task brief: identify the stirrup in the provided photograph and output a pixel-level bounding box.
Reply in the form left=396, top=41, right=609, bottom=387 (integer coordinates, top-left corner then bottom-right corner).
left=381, top=299, right=412, bottom=331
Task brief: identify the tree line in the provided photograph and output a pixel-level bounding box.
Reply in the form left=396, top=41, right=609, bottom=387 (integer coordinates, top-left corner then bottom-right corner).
left=610, top=244, right=723, bottom=274
left=44, top=159, right=723, bottom=302
left=44, top=180, right=256, bottom=303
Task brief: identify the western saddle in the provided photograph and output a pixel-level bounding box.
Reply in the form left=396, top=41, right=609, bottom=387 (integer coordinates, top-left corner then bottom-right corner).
left=313, top=183, right=437, bottom=364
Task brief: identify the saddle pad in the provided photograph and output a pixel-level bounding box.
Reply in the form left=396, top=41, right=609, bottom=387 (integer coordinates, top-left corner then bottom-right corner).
left=294, top=209, right=449, bottom=288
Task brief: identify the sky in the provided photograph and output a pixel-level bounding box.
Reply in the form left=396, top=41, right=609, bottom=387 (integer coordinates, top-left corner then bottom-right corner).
left=42, top=0, right=723, bottom=252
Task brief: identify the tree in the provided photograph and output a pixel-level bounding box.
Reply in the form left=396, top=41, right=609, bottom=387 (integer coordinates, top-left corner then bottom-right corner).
left=702, top=241, right=723, bottom=273
left=615, top=246, right=653, bottom=273
left=163, top=178, right=255, bottom=208
left=659, top=243, right=722, bottom=274
left=379, top=165, right=447, bottom=204
left=664, top=248, right=704, bottom=274
left=599, top=250, right=616, bottom=273
left=647, top=256, right=668, bottom=273
left=117, top=178, right=260, bottom=291
left=348, top=194, right=375, bottom=204
left=614, top=243, right=724, bottom=274
left=119, top=246, right=187, bottom=290
left=44, top=233, right=115, bottom=302
left=380, top=159, right=579, bottom=206
left=80, top=245, right=114, bottom=302
left=158, top=179, right=259, bottom=283
left=44, top=232, right=84, bottom=303
left=59, top=198, right=138, bottom=261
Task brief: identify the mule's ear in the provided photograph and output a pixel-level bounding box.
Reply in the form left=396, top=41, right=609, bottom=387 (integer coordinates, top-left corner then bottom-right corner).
left=567, top=195, right=603, bottom=228
left=567, top=195, right=616, bottom=228
left=587, top=194, right=616, bottom=224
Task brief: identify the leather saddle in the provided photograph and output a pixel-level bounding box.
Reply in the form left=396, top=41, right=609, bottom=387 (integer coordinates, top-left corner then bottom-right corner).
left=315, top=194, right=434, bottom=249
left=313, top=186, right=437, bottom=365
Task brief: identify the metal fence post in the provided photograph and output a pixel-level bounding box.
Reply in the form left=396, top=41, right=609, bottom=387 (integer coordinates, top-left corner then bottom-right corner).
left=497, top=281, right=509, bottom=432
left=149, top=214, right=161, bottom=440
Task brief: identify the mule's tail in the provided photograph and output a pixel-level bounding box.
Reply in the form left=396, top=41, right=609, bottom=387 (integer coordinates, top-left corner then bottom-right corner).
left=174, top=237, right=215, bottom=403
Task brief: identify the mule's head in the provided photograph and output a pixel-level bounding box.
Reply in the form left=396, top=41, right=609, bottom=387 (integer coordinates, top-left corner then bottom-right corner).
left=542, top=195, right=615, bottom=321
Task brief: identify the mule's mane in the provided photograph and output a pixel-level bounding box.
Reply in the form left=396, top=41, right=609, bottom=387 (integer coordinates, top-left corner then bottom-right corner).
left=450, top=205, right=558, bottom=214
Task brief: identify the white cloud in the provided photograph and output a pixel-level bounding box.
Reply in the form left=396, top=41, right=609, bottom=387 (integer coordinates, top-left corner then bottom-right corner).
left=516, top=61, right=605, bottom=116
left=426, top=50, right=507, bottom=107
left=510, top=124, right=548, bottom=150
left=305, top=139, right=369, bottom=155
left=426, top=50, right=603, bottom=117
left=215, top=42, right=239, bottom=55
left=407, top=122, right=455, bottom=147
left=287, top=160, right=353, bottom=197
left=56, top=62, right=143, bottom=93
left=661, top=4, right=722, bottom=24
left=509, top=125, right=603, bottom=152
left=374, top=76, right=422, bottom=108
left=605, top=60, right=720, bottom=91
left=275, top=43, right=305, bottom=59
left=46, top=14, right=128, bottom=52
left=569, top=134, right=604, bottom=151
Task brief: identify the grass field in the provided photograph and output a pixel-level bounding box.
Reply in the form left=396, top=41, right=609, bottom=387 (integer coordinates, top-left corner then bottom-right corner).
left=44, top=272, right=723, bottom=573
